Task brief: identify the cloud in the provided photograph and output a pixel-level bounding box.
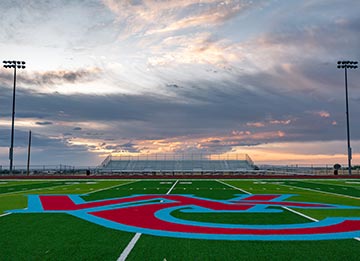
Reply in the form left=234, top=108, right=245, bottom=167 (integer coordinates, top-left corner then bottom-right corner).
left=35, top=121, right=53, bottom=126
left=0, top=67, right=102, bottom=87
left=2, top=65, right=358, bottom=161
left=246, top=122, right=265, bottom=128
left=102, top=0, right=256, bottom=37
left=1, top=0, right=360, bottom=165
left=147, top=33, right=242, bottom=68
left=310, top=111, right=331, bottom=118
left=145, top=2, right=246, bottom=35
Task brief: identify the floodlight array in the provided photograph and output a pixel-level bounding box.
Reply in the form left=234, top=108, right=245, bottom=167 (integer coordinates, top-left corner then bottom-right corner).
left=337, top=60, right=358, bottom=69
left=3, top=60, right=26, bottom=69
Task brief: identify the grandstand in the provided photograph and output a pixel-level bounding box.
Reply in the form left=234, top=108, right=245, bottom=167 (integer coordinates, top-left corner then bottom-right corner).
left=99, top=154, right=255, bottom=173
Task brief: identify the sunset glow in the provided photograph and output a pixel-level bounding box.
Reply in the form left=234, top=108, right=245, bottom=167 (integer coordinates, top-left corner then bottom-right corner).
left=0, top=0, right=359, bottom=166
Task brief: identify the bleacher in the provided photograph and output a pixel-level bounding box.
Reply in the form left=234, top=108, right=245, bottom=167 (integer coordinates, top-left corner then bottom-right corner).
left=99, top=154, right=255, bottom=173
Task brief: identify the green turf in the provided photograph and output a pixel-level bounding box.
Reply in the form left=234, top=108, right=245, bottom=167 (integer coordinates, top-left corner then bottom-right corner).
left=281, top=180, right=360, bottom=197
left=0, top=181, right=67, bottom=194
left=223, top=180, right=360, bottom=207
left=171, top=180, right=245, bottom=199
left=83, top=180, right=172, bottom=201
left=0, top=194, right=28, bottom=214
left=129, top=235, right=360, bottom=261
left=0, top=213, right=133, bottom=260
left=1, top=178, right=360, bottom=260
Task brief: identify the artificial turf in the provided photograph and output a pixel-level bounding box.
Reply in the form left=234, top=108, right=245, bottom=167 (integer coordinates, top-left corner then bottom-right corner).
left=129, top=234, right=360, bottom=261
left=1, top=178, right=360, bottom=260
left=0, top=213, right=133, bottom=260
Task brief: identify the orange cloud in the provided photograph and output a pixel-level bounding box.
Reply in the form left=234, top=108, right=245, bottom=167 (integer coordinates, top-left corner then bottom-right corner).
left=246, top=122, right=265, bottom=127
left=312, top=110, right=331, bottom=118
left=103, top=0, right=249, bottom=37
left=147, top=33, right=243, bottom=67
left=269, top=119, right=291, bottom=125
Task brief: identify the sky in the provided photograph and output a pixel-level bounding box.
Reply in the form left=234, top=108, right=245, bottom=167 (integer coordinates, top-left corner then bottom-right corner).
left=0, top=0, right=360, bottom=167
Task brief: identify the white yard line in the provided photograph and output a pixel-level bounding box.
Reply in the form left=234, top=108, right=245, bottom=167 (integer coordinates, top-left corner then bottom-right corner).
left=0, top=180, right=139, bottom=197
left=281, top=184, right=359, bottom=200
left=0, top=183, right=76, bottom=197
left=166, top=180, right=179, bottom=195
left=86, top=180, right=139, bottom=195
left=217, top=180, right=360, bottom=242
left=0, top=212, right=11, bottom=218
left=216, top=180, right=251, bottom=194
left=281, top=206, right=318, bottom=222
left=117, top=233, right=142, bottom=261
left=283, top=206, right=360, bottom=242
left=117, top=180, right=179, bottom=261
left=216, top=180, right=319, bottom=221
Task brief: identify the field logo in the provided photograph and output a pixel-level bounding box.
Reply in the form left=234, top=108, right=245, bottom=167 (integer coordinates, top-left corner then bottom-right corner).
left=12, top=194, right=360, bottom=240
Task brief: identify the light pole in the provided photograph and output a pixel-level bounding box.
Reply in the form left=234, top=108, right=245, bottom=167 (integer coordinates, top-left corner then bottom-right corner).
left=27, top=130, right=32, bottom=176
left=337, top=60, right=358, bottom=175
left=2, top=60, right=26, bottom=174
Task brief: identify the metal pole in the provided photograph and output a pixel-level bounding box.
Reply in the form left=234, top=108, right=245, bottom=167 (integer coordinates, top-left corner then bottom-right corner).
left=344, top=67, right=352, bottom=175
left=9, top=66, right=17, bottom=174
left=27, top=130, right=32, bottom=176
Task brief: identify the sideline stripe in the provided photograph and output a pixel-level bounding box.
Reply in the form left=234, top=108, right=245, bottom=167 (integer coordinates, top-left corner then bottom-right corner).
left=117, top=180, right=179, bottom=261
left=216, top=180, right=251, bottom=194
left=0, top=212, right=11, bottom=218
left=281, top=184, right=359, bottom=200
left=86, top=180, right=139, bottom=195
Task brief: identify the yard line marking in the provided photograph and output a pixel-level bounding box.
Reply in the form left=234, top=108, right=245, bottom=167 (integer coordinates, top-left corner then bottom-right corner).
left=117, top=180, right=179, bottom=261
left=0, top=181, right=138, bottom=197
left=117, top=233, right=142, bottom=261
left=281, top=184, right=359, bottom=200
left=216, top=180, right=251, bottom=194
left=86, top=180, right=139, bottom=195
left=282, top=206, right=318, bottom=222
left=283, top=205, right=360, bottom=243
left=0, top=184, right=76, bottom=197
left=216, top=181, right=320, bottom=222
left=0, top=212, right=11, bottom=218
left=281, top=185, right=360, bottom=243
left=166, top=180, right=179, bottom=195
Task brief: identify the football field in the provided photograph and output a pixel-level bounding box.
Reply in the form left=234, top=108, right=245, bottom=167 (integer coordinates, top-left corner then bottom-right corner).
left=1, top=178, right=360, bottom=260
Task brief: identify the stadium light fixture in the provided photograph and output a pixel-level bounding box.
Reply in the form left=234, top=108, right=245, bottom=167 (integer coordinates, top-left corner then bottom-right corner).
left=2, top=60, right=26, bottom=174
left=337, top=60, right=358, bottom=175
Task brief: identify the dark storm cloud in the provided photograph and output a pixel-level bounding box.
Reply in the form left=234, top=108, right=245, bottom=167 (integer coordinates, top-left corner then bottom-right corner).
left=0, top=68, right=102, bottom=86
left=103, top=142, right=139, bottom=153
left=35, top=121, right=53, bottom=126
left=29, top=68, right=102, bottom=85
left=1, top=0, right=360, bottom=165
left=0, top=127, right=92, bottom=164
left=2, top=66, right=358, bottom=147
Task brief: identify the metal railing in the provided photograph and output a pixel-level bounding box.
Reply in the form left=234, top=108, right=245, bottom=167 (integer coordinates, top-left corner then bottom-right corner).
left=101, top=153, right=253, bottom=163
left=258, top=164, right=360, bottom=175
left=99, top=153, right=255, bottom=173
left=0, top=164, right=98, bottom=176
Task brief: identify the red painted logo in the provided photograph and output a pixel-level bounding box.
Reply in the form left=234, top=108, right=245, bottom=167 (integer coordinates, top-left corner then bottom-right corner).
left=11, top=194, right=360, bottom=240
